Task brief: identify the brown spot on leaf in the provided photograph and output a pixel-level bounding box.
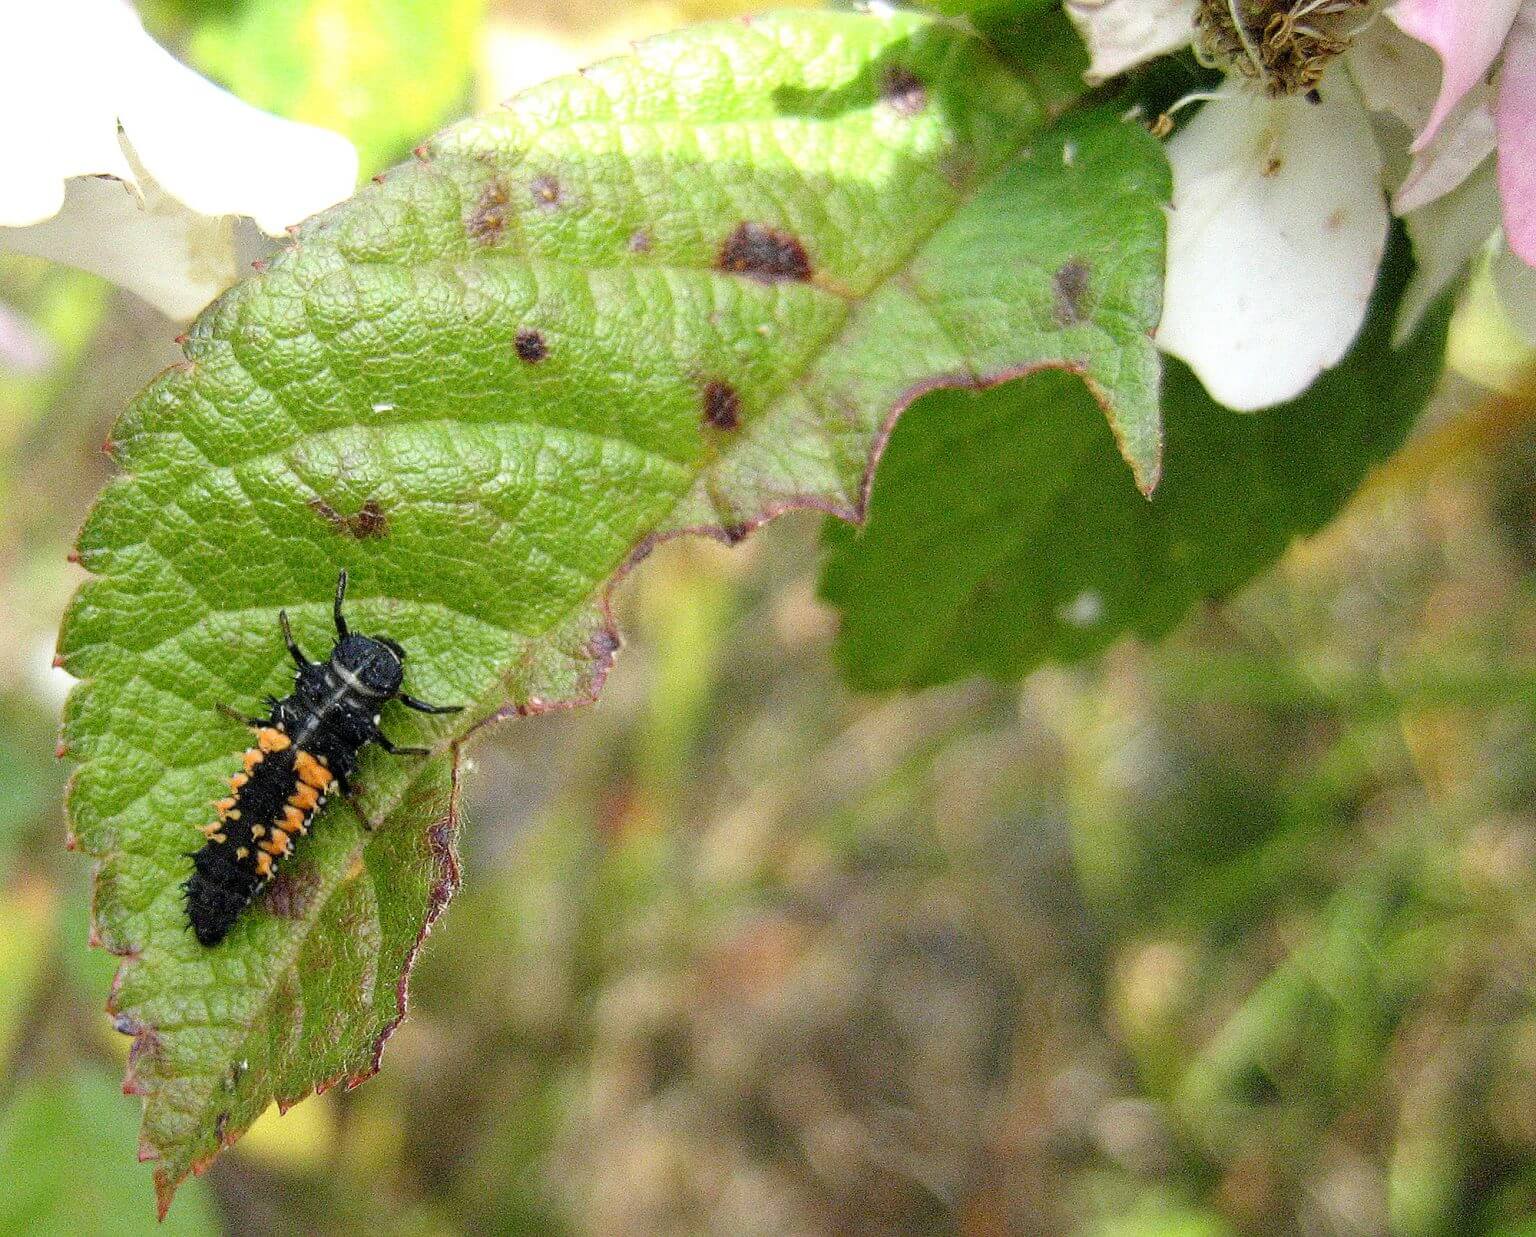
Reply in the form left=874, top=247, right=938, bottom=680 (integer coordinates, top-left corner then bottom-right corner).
left=469, top=178, right=510, bottom=244
left=310, top=497, right=389, bottom=540
left=628, top=229, right=653, bottom=253
left=354, top=501, right=388, bottom=537
left=515, top=327, right=548, bottom=363
left=722, top=522, right=751, bottom=545
left=881, top=65, right=927, bottom=115
left=718, top=222, right=812, bottom=282
left=702, top=379, right=742, bottom=430
left=588, top=627, right=621, bottom=659
left=531, top=174, right=564, bottom=209
left=1053, top=260, right=1091, bottom=326
left=264, top=864, right=321, bottom=919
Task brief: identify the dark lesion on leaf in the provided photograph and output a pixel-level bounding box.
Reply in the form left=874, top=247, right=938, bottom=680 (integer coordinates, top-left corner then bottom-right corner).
left=1053, top=260, right=1092, bottom=327
left=702, top=378, right=743, bottom=431
left=310, top=497, right=389, bottom=540
left=530, top=174, right=565, bottom=210
left=516, top=327, right=549, bottom=363
left=880, top=65, right=927, bottom=116
left=263, top=863, right=322, bottom=919
left=588, top=627, right=621, bottom=659
left=718, top=222, right=812, bottom=283
left=468, top=178, right=511, bottom=245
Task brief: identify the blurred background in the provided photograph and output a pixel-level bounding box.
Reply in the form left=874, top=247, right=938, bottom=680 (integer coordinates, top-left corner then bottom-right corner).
left=5, top=1, right=1536, bottom=1233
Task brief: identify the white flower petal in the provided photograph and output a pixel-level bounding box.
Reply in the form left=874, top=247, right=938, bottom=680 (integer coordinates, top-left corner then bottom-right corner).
left=0, top=163, right=266, bottom=323
left=1493, top=235, right=1536, bottom=344
left=1063, top=0, right=1197, bottom=84
left=0, top=0, right=357, bottom=319
left=113, top=20, right=357, bottom=236
left=1348, top=17, right=1495, bottom=215
left=1397, top=158, right=1499, bottom=344
left=1393, top=83, right=1496, bottom=214
left=0, top=3, right=136, bottom=226
left=1157, top=77, right=1389, bottom=411
left=1349, top=15, right=1443, bottom=132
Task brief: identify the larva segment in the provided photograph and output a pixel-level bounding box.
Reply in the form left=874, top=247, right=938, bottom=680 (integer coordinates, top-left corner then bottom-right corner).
left=294, top=749, right=335, bottom=792
left=185, top=732, right=334, bottom=946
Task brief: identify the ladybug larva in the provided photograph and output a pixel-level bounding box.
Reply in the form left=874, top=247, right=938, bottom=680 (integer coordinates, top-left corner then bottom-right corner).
left=184, top=570, right=462, bottom=946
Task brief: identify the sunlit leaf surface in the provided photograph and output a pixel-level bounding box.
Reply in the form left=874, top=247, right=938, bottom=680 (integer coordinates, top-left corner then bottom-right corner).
left=58, top=8, right=1172, bottom=1210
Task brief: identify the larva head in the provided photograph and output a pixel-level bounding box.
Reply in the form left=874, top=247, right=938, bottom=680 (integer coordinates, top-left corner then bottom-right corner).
left=330, top=633, right=406, bottom=699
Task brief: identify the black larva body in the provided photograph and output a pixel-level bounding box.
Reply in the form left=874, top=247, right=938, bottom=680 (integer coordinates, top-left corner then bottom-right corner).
left=184, top=571, right=461, bottom=946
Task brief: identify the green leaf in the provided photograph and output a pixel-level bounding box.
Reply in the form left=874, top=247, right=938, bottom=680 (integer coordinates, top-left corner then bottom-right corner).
left=115, top=762, right=458, bottom=1217
left=818, top=226, right=1453, bottom=691
left=0, top=1071, right=219, bottom=1234
left=187, top=0, right=486, bottom=173
left=58, top=8, right=1167, bottom=1211
left=913, top=0, right=1057, bottom=17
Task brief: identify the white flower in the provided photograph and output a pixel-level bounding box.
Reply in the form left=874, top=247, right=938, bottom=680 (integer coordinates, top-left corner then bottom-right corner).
left=1065, top=0, right=1532, bottom=409
left=1156, top=72, right=1387, bottom=410
left=0, top=0, right=358, bottom=321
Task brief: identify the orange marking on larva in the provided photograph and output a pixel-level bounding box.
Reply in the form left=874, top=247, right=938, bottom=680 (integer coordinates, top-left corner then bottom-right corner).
left=200, top=823, right=222, bottom=838
left=230, top=772, right=249, bottom=789
left=281, top=805, right=306, bottom=833
left=261, top=828, right=290, bottom=855
left=291, top=783, right=320, bottom=811
left=215, top=797, right=236, bottom=814
left=243, top=749, right=264, bottom=773
left=255, top=851, right=274, bottom=878
left=236, top=846, right=249, bottom=860
left=257, top=727, right=291, bottom=752
left=294, top=750, right=331, bottom=790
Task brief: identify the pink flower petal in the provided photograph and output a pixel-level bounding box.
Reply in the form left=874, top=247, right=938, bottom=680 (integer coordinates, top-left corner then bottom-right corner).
left=1390, top=0, right=1520, bottom=149
left=1499, top=7, right=1536, bottom=265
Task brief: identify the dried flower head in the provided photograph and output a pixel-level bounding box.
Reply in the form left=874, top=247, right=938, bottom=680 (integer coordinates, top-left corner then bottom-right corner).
left=1196, top=0, right=1374, bottom=97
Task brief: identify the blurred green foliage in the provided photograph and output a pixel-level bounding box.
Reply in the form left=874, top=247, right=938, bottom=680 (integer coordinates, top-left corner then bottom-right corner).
left=186, top=0, right=485, bottom=173
left=3, top=1, right=1536, bottom=1234
left=0, top=1073, right=217, bottom=1234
